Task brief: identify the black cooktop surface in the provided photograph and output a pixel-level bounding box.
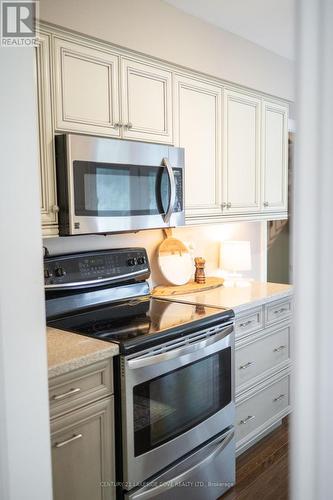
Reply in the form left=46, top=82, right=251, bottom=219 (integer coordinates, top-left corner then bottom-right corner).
left=48, top=296, right=234, bottom=354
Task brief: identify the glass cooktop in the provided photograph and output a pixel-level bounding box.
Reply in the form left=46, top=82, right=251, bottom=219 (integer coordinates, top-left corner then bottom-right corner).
left=48, top=296, right=234, bottom=354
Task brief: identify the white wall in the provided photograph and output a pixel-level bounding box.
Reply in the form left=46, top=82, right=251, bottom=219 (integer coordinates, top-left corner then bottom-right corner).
left=43, top=222, right=266, bottom=286
left=0, top=49, right=52, bottom=500
left=39, top=0, right=294, bottom=100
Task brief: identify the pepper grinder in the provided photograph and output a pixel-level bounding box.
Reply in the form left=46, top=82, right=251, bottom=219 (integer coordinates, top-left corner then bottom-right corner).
left=194, top=257, right=206, bottom=284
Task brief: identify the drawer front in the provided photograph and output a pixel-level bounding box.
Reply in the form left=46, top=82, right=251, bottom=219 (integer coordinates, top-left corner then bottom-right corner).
left=236, top=375, right=290, bottom=444
left=265, top=298, right=292, bottom=326
left=49, top=359, right=113, bottom=419
left=235, top=307, right=263, bottom=338
left=236, top=325, right=290, bottom=390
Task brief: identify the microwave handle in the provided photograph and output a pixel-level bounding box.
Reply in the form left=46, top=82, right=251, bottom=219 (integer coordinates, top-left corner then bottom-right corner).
left=161, top=157, right=176, bottom=224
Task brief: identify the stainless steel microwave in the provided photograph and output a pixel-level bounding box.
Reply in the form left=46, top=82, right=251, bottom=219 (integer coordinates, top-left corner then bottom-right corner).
left=55, top=134, right=185, bottom=235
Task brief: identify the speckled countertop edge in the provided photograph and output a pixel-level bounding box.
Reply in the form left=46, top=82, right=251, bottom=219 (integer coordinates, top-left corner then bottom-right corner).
left=47, top=327, right=119, bottom=379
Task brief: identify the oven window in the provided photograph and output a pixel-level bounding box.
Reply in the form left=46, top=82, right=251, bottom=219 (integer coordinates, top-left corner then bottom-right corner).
left=73, top=161, right=178, bottom=216
left=133, top=348, right=231, bottom=456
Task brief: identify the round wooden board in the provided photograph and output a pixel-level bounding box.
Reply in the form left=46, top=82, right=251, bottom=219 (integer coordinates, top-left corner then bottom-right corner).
left=152, top=277, right=225, bottom=296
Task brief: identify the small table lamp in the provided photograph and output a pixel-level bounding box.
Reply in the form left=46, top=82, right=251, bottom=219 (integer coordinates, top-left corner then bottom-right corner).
left=220, top=240, right=252, bottom=287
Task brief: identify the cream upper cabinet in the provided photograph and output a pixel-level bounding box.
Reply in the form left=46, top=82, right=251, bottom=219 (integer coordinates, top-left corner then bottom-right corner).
left=36, top=32, right=59, bottom=237
left=121, top=58, right=173, bottom=143
left=262, top=100, right=288, bottom=213
left=223, top=89, right=261, bottom=214
left=174, top=74, right=222, bottom=219
left=53, top=37, right=121, bottom=136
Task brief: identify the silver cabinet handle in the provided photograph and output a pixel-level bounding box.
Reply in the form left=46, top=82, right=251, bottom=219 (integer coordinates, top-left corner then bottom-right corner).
left=52, top=205, right=59, bottom=213
left=52, top=387, right=81, bottom=401
left=113, top=122, right=123, bottom=129
left=263, top=201, right=269, bottom=207
left=274, top=307, right=288, bottom=315
left=227, top=202, right=232, bottom=208
left=221, top=202, right=227, bottom=209
left=239, top=415, right=255, bottom=425
left=274, top=345, right=287, bottom=352
left=239, top=361, right=254, bottom=370
left=161, top=157, right=176, bottom=224
left=239, top=319, right=253, bottom=328
left=54, top=433, right=83, bottom=448
left=273, top=394, right=286, bottom=402
left=126, top=122, right=133, bottom=129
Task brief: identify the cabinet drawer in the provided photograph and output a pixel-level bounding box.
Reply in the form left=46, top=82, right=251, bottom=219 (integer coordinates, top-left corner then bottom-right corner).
left=236, top=325, right=291, bottom=390
left=51, top=397, right=115, bottom=500
left=236, top=375, right=290, bottom=444
left=235, top=307, right=263, bottom=338
left=265, top=298, right=292, bottom=326
left=49, top=359, right=113, bottom=419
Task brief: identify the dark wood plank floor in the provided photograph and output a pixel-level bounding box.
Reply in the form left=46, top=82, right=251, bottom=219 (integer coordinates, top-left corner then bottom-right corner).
left=221, top=418, right=289, bottom=500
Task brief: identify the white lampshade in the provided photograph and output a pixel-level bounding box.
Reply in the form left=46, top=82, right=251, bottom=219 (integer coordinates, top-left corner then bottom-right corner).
left=220, top=241, right=252, bottom=272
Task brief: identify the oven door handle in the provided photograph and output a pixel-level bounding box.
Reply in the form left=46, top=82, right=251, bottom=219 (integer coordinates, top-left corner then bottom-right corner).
left=161, top=157, right=176, bottom=224
left=126, top=324, right=233, bottom=370
left=126, top=429, right=234, bottom=499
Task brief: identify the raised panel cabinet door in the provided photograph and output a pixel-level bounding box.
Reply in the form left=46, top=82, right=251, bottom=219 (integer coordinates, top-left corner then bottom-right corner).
left=262, top=101, right=289, bottom=213
left=36, top=32, right=59, bottom=237
left=121, top=58, right=173, bottom=143
left=174, top=75, right=222, bottom=219
left=51, top=398, right=115, bottom=500
left=223, top=89, right=261, bottom=214
left=53, top=37, right=121, bottom=136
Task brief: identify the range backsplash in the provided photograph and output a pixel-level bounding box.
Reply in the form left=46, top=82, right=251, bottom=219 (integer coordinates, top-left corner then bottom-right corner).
left=43, top=222, right=265, bottom=287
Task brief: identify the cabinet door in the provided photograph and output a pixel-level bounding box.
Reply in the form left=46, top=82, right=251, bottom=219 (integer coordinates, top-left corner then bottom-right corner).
left=53, top=38, right=120, bottom=137
left=174, top=75, right=222, bottom=219
left=36, top=32, right=58, bottom=237
left=121, top=58, right=173, bottom=143
left=262, top=101, right=288, bottom=213
left=51, top=398, right=115, bottom=500
left=223, top=89, right=261, bottom=214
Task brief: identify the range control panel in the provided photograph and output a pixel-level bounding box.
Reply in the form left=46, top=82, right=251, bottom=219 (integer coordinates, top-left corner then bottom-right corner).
left=44, top=248, right=150, bottom=288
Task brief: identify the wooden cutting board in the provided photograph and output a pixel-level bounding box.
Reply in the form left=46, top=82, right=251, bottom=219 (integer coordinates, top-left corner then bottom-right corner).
left=152, top=277, right=224, bottom=296
left=157, top=229, right=193, bottom=285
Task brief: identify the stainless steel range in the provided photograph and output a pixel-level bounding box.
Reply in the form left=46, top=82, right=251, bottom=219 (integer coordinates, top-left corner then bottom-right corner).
left=45, top=248, right=236, bottom=499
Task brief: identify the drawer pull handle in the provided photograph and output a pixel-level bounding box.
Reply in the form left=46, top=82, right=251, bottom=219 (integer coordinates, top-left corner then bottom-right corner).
left=55, top=433, right=83, bottom=448
left=274, top=345, right=287, bottom=352
left=52, top=387, right=81, bottom=400
left=239, top=415, right=255, bottom=425
left=239, top=320, right=253, bottom=328
left=273, top=394, right=286, bottom=402
left=274, top=307, right=288, bottom=315
left=239, top=361, right=254, bottom=370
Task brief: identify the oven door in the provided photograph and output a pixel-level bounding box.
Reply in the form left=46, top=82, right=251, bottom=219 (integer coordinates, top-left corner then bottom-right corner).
left=57, top=134, right=184, bottom=235
left=121, top=324, right=234, bottom=487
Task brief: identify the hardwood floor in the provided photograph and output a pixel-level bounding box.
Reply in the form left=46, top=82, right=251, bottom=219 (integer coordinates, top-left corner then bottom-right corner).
left=221, top=418, right=289, bottom=500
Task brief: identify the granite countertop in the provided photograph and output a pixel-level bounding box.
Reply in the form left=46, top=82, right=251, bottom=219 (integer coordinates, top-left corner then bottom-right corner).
left=47, top=327, right=119, bottom=378
left=157, top=281, right=293, bottom=314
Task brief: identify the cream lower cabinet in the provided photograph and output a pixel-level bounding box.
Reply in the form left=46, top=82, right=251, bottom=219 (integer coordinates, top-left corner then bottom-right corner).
left=222, top=89, right=261, bottom=215
left=234, top=296, right=292, bottom=455
left=174, top=74, right=222, bottom=219
left=49, top=359, right=116, bottom=500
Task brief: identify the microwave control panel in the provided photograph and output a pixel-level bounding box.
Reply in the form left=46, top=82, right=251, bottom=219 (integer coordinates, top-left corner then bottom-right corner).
left=44, top=248, right=150, bottom=288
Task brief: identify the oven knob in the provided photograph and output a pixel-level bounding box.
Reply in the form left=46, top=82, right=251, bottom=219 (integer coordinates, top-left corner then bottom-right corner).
left=44, top=269, right=50, bottom=279
left=137, top=257, right=145, bottom=265
left=127, top=258, right=137, bottom=266
left=54, top=267, right=66, bottom=277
